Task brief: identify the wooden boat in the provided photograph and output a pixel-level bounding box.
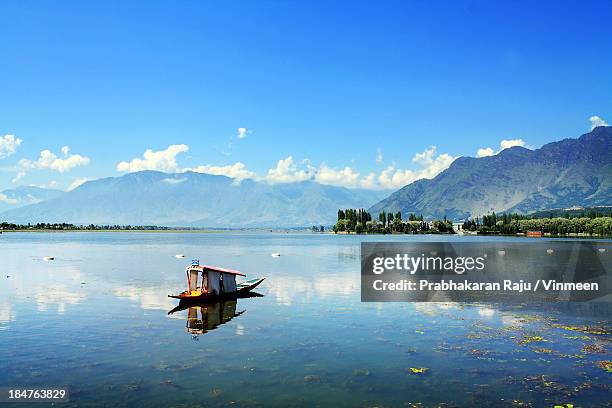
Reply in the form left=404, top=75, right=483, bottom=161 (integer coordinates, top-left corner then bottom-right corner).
left=237, top=278, right=266, bottom=293
left=168, top=261, right=265, bottom=301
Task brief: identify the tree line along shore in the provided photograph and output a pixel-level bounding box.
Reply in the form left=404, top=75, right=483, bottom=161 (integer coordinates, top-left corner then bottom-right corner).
left=1, top=223, right=319, bottom=233
left=0, top=223, right=178, bottom=231
left=332, top=208, right=612, bottom=236
left=2, top=207, right=611, bottom=236
left=333, top=209, right=454, bottom=234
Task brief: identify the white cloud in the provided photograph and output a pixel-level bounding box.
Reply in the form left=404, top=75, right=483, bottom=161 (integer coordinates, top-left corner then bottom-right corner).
left=39, top=147, right=90, bottom=172
left=411, top=146, right=456, bottom=179
left=476, top=147, right=495, bottom=157
left=500, top=138, right=526, bottom=149
left=116, top=144, right=188, bottom=173
left=476, top=138, right=529, bottom=157
left=237, top=127, right=249, bottom=139
left=315, top=164, right=361, bottom=187
left=376, top=148, right=383, bottom=164
left=375, top=146, right=456, bottom=189
left=67, top=177, right=89, bottom=191
left=261, top=147, right=455, bottom=190
left=12, top=167, right=27, bottom=183
left=0, top=193, right=18, bottom=205
left=116, top=144, right=256, bottom=181
left=0, top=134, right=23, bottom=159
left=265, top=156, right=315, bottom=183
left=360, top=172, right=378, bottom=189
left=109, top=144, right=454, bottom=191
left=12, top=146, right=90, bottom=183
left=378, top=166, right=417, bottom=189
left=187, top=162, right=256, bottom=180
left=590, top=115, right=609, bottom=130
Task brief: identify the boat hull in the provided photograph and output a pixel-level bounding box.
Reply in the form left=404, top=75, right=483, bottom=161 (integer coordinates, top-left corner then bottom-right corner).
left=236, top=277, right=265, bottom=293
left=168, top=278, right=265, bottom=301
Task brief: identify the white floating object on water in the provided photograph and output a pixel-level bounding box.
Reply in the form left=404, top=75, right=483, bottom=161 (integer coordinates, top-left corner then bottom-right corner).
left=546, top=249, right=554, bottom=255
left=598, top=248, right=606, bottom=253
left=498, top=250, right=506, bottom=256
left=271, top=253, right=281, bottom=258
left=175, top=254, right=185, bottom=259
left=43, top=256, right=55, bottom=261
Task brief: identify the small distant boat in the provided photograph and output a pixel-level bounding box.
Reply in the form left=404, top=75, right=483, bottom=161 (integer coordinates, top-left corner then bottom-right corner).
left=175, top=254, right=185, bottom=259
left=43, top=256, right=55, bottom=261
left=271, top=252, right=281, bottom=257
left=169, top=260, right=264, bottom=302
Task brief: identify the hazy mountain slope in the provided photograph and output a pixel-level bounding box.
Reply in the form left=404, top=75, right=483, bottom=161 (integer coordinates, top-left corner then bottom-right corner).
left=0, top=186, right=64, bottom=213
left=0, top=171, right=387, bottom=227
left=369, top=126, right=612, bottom=220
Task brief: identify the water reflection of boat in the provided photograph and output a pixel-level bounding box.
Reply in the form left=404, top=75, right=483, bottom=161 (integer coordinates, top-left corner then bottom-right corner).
left=168, top=260, right=265, bottom=302
left=167, top=295, right=262, bottom=337
left=187, top=300, right=241, bottom=335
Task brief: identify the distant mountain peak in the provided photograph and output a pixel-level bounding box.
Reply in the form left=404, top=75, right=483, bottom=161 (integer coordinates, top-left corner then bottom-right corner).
left=0, top=185, right=65, bottom=212
left=0, top=171, right=387, bottom=227
left=369, top=127, right=611, bottom=220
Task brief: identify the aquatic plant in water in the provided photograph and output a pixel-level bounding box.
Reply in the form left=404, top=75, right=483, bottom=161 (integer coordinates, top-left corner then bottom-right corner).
left=518, top=335, right=547, bottom=345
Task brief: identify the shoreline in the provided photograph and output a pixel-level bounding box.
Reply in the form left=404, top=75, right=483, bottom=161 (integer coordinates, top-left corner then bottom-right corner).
left=1, top=229, right=610, bottom=239
left=0, top=228, right=297, bottom=234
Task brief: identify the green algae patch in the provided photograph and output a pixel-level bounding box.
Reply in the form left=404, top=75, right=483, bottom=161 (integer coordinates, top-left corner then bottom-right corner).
left=581, top=344, right=606, bottom=354
left=408, top=367, right=429, bottom=374
left=551, top=324, right=611, bottom=335
left=562, top=334, right=590, bottom=340
left=518, top=335, right=547, bottom=345
left=352, top=368, right=370, bottom=377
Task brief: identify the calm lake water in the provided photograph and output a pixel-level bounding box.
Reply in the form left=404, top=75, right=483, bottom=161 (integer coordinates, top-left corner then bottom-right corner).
left=0, top=232, right=610, bottom=407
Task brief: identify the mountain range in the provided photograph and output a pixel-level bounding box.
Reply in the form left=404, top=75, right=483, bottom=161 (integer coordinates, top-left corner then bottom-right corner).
left=369, top=126, right=612, bottom=220
left=1, top=127, right=610, bottom=227
left=0, top=186, right=64, bottom=213
left=0, top=171, right=387, bottom=227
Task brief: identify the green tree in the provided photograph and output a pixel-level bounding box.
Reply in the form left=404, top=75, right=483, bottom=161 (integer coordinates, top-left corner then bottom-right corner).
left=379, top=211, right=386, bottom=225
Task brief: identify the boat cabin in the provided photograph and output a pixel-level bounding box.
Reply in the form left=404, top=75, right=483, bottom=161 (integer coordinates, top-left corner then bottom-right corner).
left=185, top=262, right=246, bottom=296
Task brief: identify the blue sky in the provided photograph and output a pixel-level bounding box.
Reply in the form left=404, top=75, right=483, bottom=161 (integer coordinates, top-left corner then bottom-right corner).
left=0, top=0, right=611, bottom=192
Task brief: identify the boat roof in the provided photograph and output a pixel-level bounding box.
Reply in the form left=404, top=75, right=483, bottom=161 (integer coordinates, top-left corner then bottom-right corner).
left=188, top=264, right=246, bottom=276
